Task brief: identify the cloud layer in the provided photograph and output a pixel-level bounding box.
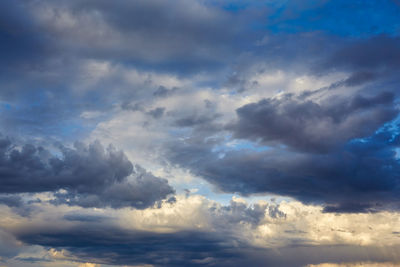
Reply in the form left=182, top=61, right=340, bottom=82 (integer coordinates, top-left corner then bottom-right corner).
left=1, top=0, right=400, bottom=266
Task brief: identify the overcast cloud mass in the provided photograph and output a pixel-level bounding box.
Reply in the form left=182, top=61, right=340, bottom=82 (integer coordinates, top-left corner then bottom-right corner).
left=1, top=0, right=400, bottom=266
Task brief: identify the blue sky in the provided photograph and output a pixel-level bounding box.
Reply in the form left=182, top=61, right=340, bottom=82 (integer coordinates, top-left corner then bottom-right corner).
left=0, top=0, right=400, bottom=266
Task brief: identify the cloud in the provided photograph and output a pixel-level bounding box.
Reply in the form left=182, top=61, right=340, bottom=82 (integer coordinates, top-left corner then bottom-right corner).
left=26, top=0, right=241, bottom=73
left=146, top=107, right=165, bottom=119
left=0, top=194, right=40, bottom=217
left=0, top=0, right=240, bottom=139
left=0, top=138, right=174, bottom=209
left=62, top=214, right=109, bottom=223
left=0, top=229, right=21, bottom=261
left=207, top=198, right=286, bottom=231
left=3, top=194, right=400, bottom=266
left=319, top=35, right=400, bottom=73
left=230, top=92, right=398, bottom=153
left=12, top=223, right=400, bottom=267
left=15, top=225, right=245, bottom=266
left=174, top=113, right=221, bottom=128
left=0, top=0, right=240, bottom=74
left=1, top=0, right=400, bottom=265
left=167, top=118, right=400, bottom=212
left=308, top=263, right=400, bottom=267
left=153, top=86, right=179, bottom=98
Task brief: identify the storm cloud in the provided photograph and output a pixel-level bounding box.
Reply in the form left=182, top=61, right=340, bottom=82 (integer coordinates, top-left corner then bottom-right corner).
left=0, top=138, right=174, bottom=209
left=231, top=92, right=398, bottom=153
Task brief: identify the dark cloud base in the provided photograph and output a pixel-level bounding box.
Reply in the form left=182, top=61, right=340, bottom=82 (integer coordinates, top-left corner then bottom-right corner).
left=14, top=224, right=400, bottom=267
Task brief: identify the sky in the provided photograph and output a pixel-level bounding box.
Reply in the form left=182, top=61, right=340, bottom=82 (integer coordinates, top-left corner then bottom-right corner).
left=0, top=0, right=400, bottom=266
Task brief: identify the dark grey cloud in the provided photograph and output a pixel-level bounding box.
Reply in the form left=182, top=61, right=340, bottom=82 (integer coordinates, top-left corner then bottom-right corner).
left=0, top=195, right=24, bottom=208
left=307, top=35, right=400, bottom=94
left=0, top=0, right=240, bottom=72
left=13, top=256, right=52, bottom=263
left=0, top=0, right=244, bottom=96
left=14, top=0, right=241, bottom=74
left=147, top=107, right=165, bottom=119
left=12, top=223, right=400, bottom=266
left=167, top=119, right=400, bottom=212
left=0, top=194, right=40, bottom=217
left=153, top=86, right=179, bottom=98
left=343, top=71, right=378, bottom=87
left=69, top=0, right=242, bottom=72
left=300, top=71, right=379, bottom=99
left=3, top=200, right=286, bottom=266
left=0, top=0, right=247, bottom=139
left=0, top=229, right=22, bottom=261
left=319, top=35, right=400, bottom=73
left=0, top=1, right=48, bottom=74
left=174, top=113, right=221, bottom=128
left=63, top=213, right=110, bottom=223
left=227, top=33, right=400, bottom=97
left=16, top=225, right=245, bottom=267
left=231, top=92, right=398, bottom=153
left=0, top=138, right=174, bottom=209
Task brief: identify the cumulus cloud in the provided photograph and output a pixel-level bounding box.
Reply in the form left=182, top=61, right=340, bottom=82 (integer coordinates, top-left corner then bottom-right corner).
left=0, top=138, right=174, bottom=209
